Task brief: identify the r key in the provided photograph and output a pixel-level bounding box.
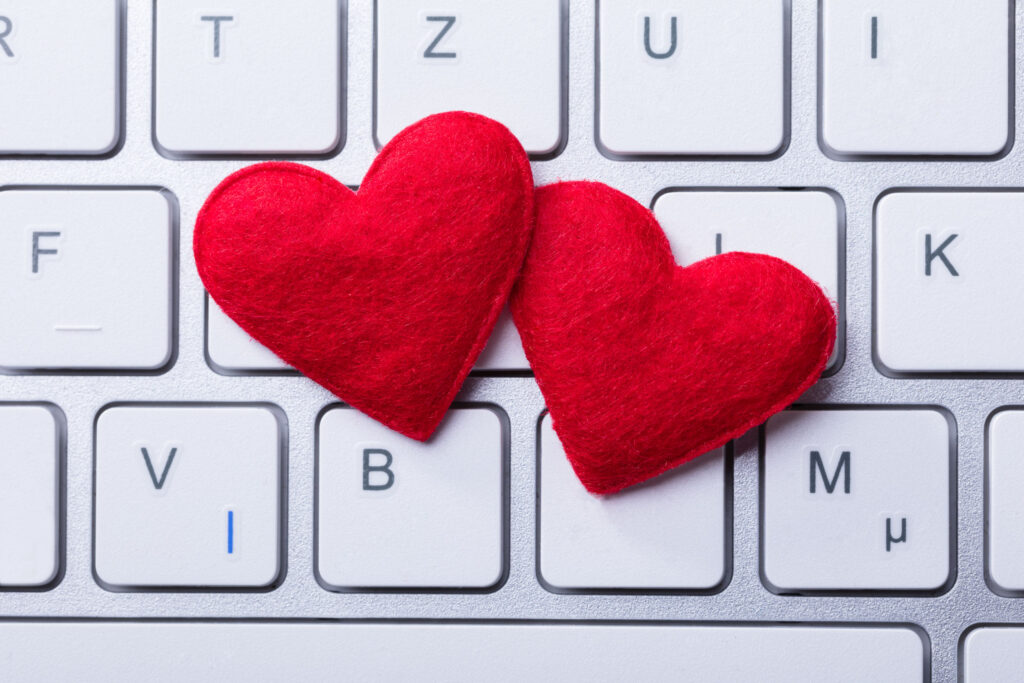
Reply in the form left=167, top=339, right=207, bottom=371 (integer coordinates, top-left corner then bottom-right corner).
left=0, top=0, right=121, bottom=155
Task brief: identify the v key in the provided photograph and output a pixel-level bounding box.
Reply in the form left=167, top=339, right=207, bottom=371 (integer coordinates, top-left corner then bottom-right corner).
left=140, top=447, right=178, bottom=490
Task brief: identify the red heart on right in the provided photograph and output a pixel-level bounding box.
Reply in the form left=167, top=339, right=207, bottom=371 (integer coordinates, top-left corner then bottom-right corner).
left=511, top=181, right=836, bottom=495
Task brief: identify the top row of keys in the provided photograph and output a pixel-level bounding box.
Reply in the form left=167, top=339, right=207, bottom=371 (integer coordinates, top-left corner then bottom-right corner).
left=0, top=0, right=1011, bottom=158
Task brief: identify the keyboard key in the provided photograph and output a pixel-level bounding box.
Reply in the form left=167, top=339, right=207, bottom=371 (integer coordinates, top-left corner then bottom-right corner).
left=598, top=0, right=785, bottom=156
left=474, top=308, right=528, bottom=371
left=875, top=191, right=1024, bottom=373
left=985, top=410, right=1024, bottom=593
left=821, top=0, right=1009, bottom=156
left=0, top=621, right=926, bottom=682
left=962, top=627, right=1024, bottom=682
left=207, top=298, right=291, bottom=372
left=0, top=0, right=120, bottom=155
left=0, top=189, right=173, bottom=371
left=539, top=415, right=726, bottom=590
left=0, top=405, right=60, bottom=587
left=209, top=290, right=525, bottom=374
left=317, top=405, right=504, bottom=589
left=653, top=189, right=841, bottom=367
left=376, top=0, right=562, bottom=155
left=763, top=407, right=952, bottom=592
left=154, top=0, right=341, bottom=155
left=94, top=405, right=283, bottom=588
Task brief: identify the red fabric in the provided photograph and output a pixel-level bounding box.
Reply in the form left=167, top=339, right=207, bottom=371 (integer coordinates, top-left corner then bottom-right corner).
left=512, top=181, right=837, bottom=494
left=194, top=112, right=534, bottom=440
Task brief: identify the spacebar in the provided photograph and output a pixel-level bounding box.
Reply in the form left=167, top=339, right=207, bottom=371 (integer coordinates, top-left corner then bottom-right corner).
left=0, top=621, right=925, bottom=682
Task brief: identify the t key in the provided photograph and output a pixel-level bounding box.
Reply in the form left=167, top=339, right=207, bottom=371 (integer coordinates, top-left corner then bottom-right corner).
left=154, top=0, right=341, bottom=155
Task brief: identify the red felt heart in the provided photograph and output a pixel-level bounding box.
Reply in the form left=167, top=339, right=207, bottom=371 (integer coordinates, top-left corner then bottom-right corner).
left=194, top=112, right=534, bottom=440
left=512, top=181, right=836, bottom=494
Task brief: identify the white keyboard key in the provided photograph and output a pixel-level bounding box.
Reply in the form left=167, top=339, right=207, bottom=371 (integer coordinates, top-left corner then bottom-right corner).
left=962, top=627, right=1024, bottom=682
left=376, top=0, right=562, bottom=155
left=207, top=298, right=291, bottom=372
left=0, top=0, right=120, bottom=155
left=654, top=189, right=840, bottom=367
left=0, top=189, right=173, bottom=371
left=985, top=410, right=1024, bottom=593
left=317, top=406, right=504, bottom=589
left=154, top=0, right=341, bottom=155
left=763, top=407, right=951, bottom=592
left=821, top=0, right=1009, bottom=156
left=210, top=290, right=526, bottom=374
left=539, top=415, right=726, bottom=590
left=0, top=405, right=60, bottom=587
left=0, top=622, right=926, bottom=682
left=94, top=405, right=283, bottom=588
left=598, top=0, right=785, bottom=156
left=875, top=191, right=1024, bottom=373
left=474, top=308, right=528, bottom=371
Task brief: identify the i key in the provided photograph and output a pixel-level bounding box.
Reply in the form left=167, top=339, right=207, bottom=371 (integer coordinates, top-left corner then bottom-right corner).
left=0, top=0, right=121, bottom=155
left=376, top=0, right=563, bottom=155
left=821, top=0, right=1009, bottom=156
left=317, top=406, right=504, bottom=589
left=94, top=404, right=283, bottom=588
left=154, top=0, right=341, bottom=155
left=0, top=189, right=174, bottom=371
left=762, top=407, right=952, bottom=592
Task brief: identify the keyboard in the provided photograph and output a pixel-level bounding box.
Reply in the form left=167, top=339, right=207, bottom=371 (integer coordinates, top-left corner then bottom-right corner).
left=0, top=0, right=1021, bottom=680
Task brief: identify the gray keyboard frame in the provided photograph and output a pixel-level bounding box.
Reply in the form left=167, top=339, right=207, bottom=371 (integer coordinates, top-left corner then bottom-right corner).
left=2, top=1, right=1023, bottom=680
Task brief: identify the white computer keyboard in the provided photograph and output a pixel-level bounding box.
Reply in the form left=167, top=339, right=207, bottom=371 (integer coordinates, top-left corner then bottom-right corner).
left=0, top=0, right=1023, bottom=681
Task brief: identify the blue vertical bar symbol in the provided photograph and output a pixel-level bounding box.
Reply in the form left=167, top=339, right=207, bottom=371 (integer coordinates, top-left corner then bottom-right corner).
left=871, top=16, right=878, bottom=59
left=227, top=510, right=234, bottom=554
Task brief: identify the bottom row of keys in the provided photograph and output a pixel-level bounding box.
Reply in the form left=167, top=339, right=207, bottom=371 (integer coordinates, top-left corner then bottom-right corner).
left=0, top=622, right=926, bottom=682
left=2, top=402, right=1013, bottom=594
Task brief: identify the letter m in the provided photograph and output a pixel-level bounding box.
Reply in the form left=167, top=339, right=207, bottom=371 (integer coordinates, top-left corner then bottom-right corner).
left=809, top=450, right=851, bottom=494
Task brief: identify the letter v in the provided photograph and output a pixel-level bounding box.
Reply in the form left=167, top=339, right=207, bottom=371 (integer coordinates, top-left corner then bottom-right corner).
left=140, top=447, right=178, bottom=490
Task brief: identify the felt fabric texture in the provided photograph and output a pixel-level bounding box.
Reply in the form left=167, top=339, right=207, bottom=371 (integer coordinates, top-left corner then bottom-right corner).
left=512, top=181, right=837, bottom=495
left=195, top=112, right=534, bottom=441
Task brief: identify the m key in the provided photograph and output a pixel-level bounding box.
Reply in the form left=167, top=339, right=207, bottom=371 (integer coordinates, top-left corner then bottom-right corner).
left=762, top=407, right=952, bottom=592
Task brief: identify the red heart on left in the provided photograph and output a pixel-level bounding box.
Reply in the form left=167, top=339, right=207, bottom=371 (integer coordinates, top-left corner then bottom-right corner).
left=194, top=112, right=534, bottom=440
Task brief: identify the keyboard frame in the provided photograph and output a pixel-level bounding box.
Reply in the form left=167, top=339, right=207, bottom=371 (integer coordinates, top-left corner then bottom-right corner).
left=2, top=1, right=1022, bottom=680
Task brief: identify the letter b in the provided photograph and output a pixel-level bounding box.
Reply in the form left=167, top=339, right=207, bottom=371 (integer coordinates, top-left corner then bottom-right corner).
left=363, top=448, right=395, bottom=491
